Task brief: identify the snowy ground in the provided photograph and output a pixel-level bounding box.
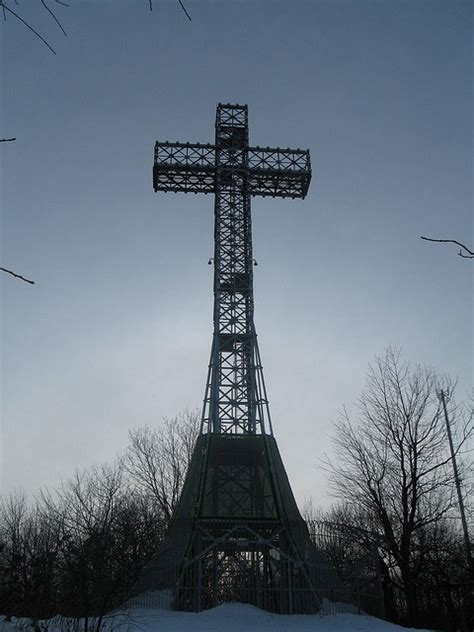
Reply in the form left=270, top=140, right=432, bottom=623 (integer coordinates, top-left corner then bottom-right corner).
left=0, top=604, right=434, bottom=632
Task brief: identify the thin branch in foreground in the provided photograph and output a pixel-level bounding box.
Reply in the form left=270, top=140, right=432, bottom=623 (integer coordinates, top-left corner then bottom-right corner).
left=149, top=0, right=191, bottom=20
left=41, top=0, right=67, bottom=37
left=0, top=2, right=57, bottom=54
left=0, top=137, right=16, bottom=142
left=1, top=267, right=35, bottom=284
left=178, top=0, right=192, bottom=21
left=420, top=236, right=474, bottom=259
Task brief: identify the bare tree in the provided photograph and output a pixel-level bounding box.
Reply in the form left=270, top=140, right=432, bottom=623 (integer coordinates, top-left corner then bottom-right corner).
left=39, top=462, right=129, bottom=630
left=0, top=492, right=29, bottom=619
left=325, top=347, right=472, bottom=626
left=0, top=491, right=65, bottom=621
left=0, top=467, right=166, bottom=625
left=124, top=409, right=200, bottom=524
left=0, top=411, right=201, bottom=623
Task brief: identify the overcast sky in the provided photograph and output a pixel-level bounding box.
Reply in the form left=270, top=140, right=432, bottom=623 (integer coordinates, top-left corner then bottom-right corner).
left=1, top=0, right=472, bottom=508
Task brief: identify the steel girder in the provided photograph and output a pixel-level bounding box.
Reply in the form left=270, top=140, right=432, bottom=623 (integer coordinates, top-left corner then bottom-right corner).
left=154, top=143, right=311, bottom=198
left=153, top=103, right=311, bottom=435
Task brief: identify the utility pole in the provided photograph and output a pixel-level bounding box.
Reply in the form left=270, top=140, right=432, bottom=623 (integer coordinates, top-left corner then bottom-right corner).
left=439, top=389, right=473, bottom=576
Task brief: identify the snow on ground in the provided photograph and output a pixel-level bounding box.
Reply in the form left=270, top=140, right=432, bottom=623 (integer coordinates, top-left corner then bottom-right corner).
left=1, top=603, right=434, bottom=632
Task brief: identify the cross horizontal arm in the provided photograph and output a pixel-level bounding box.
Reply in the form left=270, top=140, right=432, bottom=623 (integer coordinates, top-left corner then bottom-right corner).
left=153, top=142, right=311, bottom=199
left=154, top=141, right=216, bottom=194
left=248, top=146, right=311, bottom=199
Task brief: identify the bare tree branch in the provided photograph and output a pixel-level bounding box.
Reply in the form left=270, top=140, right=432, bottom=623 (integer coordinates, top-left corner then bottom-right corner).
left=421, top=236, right=474, bottom=259
left=0, top=2, right=57, bottom=54
left=0, top=137, right=16, bottom=142
left=124, top=410, right=199, bottom=524
left=2, top=0, right=190, bottom=58
left=1, top=267, right=35, bottom=284
left=148, top=0, right=192, bottom=21
left=40, top=0, right=67, bottom=37
left=178, top=0, right=192, bottom=21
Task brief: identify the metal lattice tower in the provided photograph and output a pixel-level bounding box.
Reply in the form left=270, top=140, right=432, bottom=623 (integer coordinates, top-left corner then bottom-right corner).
left=130, top=104, right=354, bottom=615
left=154, top=104, right=311, bottom=435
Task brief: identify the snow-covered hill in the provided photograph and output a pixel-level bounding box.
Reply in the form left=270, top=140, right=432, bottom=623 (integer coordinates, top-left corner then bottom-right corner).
left=1, top=603, right=433, bottom=632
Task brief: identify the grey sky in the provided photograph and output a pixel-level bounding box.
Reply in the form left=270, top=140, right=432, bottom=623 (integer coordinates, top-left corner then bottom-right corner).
left=1, top=0, right=472, bottom=507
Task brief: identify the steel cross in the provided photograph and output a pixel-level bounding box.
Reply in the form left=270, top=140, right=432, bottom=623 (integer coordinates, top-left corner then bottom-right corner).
left=153, top=103, right=311, bottom=435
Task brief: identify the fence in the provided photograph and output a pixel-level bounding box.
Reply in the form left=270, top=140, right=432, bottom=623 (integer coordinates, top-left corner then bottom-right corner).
left=128, top=519, right=385, bottom=618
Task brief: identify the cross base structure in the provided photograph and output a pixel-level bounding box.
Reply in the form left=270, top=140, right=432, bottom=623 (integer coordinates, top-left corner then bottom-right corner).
left=134, top=434, right=347, bottom=613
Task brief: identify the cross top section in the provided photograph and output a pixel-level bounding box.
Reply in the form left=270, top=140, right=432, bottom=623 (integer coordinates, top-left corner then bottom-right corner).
left=154, top=103, right=311, bottom=199
left=153, top=104, right=311, bottom=435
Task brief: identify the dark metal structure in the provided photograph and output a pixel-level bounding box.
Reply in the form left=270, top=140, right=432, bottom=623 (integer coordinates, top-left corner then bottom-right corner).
left=134, top=104, right=348, bottom=614
left=154, top=104, right=310, bottom=437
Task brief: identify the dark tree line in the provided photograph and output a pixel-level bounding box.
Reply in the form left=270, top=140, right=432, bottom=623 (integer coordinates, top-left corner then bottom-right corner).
left=308, top=502, right=473, bottom=631
left=0, top=469, right=162, bottom=628
left=0, top=411, right=200, bottom=629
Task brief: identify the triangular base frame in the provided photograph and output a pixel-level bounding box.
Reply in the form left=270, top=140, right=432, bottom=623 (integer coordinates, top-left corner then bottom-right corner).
left=133, top=434, right=348, bottom=614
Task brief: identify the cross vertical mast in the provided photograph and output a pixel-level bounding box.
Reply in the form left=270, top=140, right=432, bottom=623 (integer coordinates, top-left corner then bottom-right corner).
left=205, top=104, right=261, bottom=435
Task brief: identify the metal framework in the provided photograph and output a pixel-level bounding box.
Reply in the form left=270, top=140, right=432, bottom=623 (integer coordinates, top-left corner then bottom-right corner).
left=136, top=104, right=330, bottom=614
left=154, top=104, right=311, bottom=435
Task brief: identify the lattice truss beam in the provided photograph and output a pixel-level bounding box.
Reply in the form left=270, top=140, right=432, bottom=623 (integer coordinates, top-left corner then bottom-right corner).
left=153, top=104, right=311, bottom=435
left=154, top=143, right=311, bottom=198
